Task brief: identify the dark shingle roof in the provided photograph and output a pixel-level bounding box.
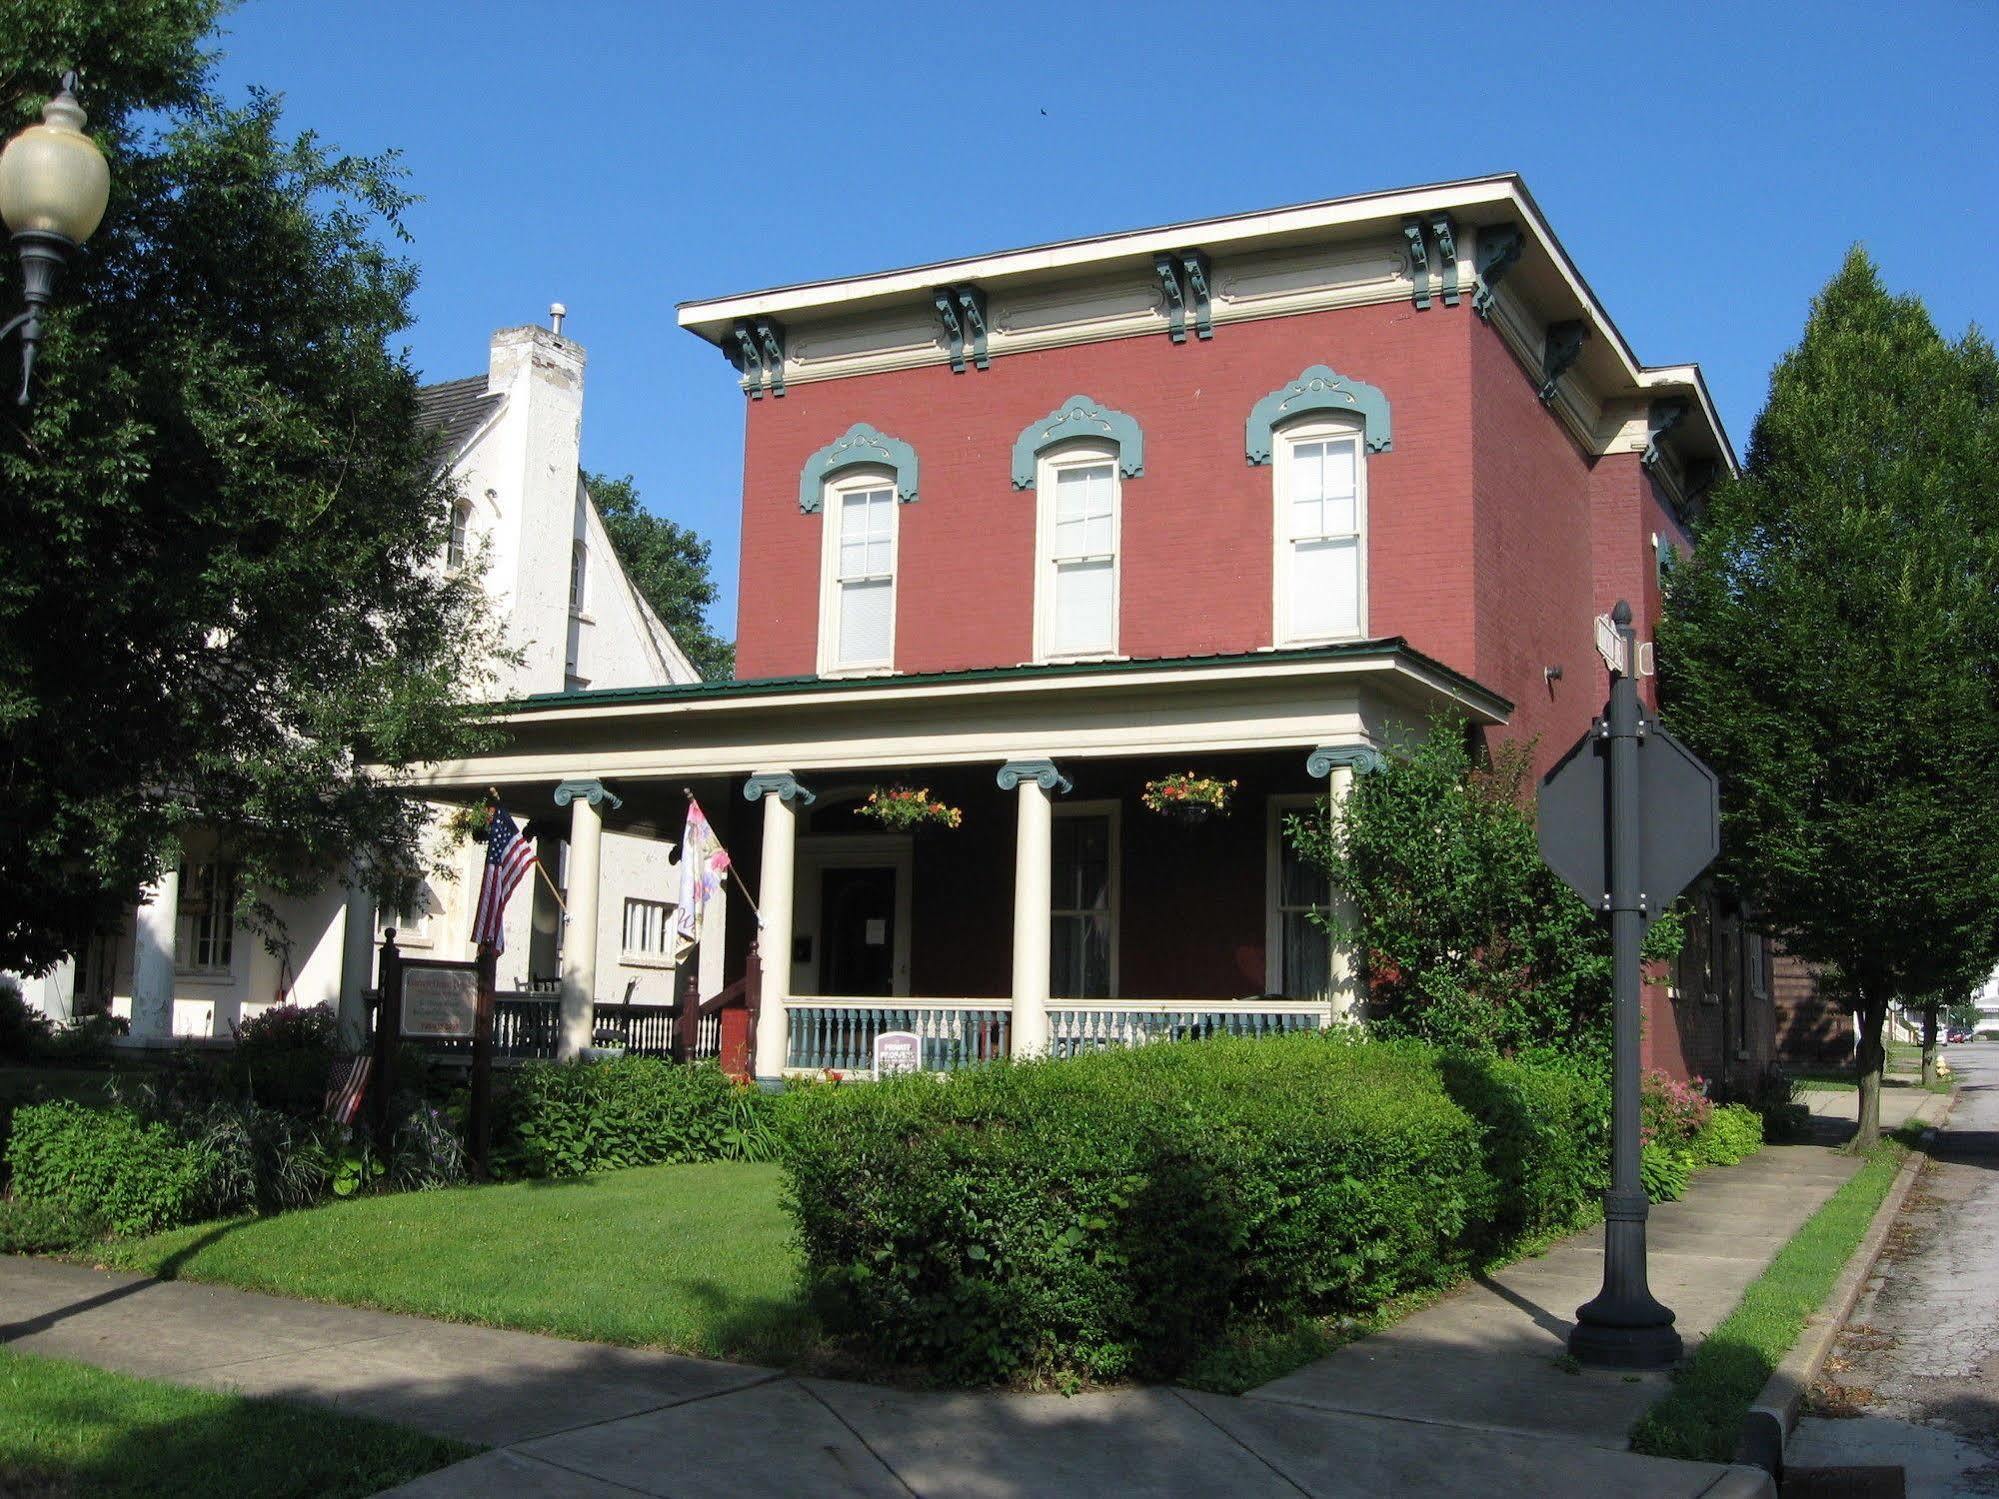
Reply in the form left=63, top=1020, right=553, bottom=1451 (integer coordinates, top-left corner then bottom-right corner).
left=416, top=375, right=504, bottom=460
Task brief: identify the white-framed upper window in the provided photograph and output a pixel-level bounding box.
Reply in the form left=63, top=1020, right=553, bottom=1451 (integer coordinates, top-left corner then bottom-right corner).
left=817, top=470, right=898, bottom=674
left=1265, top=795, right=1331, bottom=999
left=381, top=882, right=435, bottom=948
left=1272, top=420, right=1366, bottom=645
left=622, top=897, right=675, bottom=963
left=175, top=861, right=238, bottom=974
left=447, top=499, right=471, bottom=569
left=1035, top=444, right=1120, bottom=661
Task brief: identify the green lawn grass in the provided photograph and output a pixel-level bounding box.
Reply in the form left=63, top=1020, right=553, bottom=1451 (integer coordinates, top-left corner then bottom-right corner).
left=100, top=1161, right=820, bottom=1366
left=0, top=1346, right=470, bottom=1498
left=1628, top=1129, right=1914, bottom=1461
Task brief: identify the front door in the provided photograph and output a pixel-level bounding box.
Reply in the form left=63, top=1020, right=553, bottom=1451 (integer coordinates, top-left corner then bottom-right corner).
left=819, top=866, right=896, bottom=997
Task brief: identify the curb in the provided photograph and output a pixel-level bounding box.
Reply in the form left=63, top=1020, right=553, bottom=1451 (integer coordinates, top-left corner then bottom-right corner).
left=1733, top=1086, right=1956, bottom=1476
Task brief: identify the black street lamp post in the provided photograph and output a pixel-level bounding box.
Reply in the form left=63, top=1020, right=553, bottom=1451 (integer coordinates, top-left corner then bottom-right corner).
left=0, top=74, right=111, bottom=406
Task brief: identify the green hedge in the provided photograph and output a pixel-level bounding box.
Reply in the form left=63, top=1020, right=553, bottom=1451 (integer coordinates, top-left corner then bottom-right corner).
left=5, top=1101, right=227, bottom=1236
left=494, top=1057, right=774, bottom=1177
left=781, top=1035, right=1609, bottom=1384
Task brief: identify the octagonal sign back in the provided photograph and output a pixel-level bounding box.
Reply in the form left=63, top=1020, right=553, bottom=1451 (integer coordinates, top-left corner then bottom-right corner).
left=1538, top=719, right=1721, bottom=918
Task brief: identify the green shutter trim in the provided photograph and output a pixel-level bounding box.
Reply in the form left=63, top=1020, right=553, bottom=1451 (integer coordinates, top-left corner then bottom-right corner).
left=1245, top=366, right=1394, bottom=462
left=798, top=424, right=919, bottom=513
left=1010, top=396, right=1145, bottom=490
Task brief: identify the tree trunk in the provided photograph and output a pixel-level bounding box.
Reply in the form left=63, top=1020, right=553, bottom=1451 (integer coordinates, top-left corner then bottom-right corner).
left=1922, top=1005, right=1940, bottom=1089
left=1854, top=991, right=1889, bottom=1153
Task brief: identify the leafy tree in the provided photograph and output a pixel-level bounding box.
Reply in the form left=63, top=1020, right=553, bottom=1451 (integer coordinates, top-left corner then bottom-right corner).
left=585, top=471, right=733, bottom=680
left=0, top=4, right=501, bottom=973
left=1658, top=249, right=1999, bottom=1148
left=1286, top=717, right=1679, bottom=1062
left=1947, top=996, right=1983, bottom=1034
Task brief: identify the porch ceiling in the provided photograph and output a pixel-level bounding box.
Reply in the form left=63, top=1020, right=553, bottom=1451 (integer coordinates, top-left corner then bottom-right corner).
left=393, top=641, right=1509, bottom=796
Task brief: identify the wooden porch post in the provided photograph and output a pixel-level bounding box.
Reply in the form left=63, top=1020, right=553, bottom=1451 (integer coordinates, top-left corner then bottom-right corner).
left=554, top=778, right=621, bottom=1062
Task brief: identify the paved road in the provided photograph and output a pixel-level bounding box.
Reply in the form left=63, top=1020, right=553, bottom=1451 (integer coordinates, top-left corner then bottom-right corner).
left=1791, top=1044, right=1999, bottom=1495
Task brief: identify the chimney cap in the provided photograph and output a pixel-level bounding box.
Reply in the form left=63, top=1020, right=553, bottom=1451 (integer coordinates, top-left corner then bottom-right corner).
left=549, top=301, right=568, bottom=335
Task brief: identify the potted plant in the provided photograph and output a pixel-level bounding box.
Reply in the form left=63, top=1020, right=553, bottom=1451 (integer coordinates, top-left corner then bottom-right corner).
left=1141, top=771, right=1239, bottom=824
left=855, top=786, right=964, bottom=832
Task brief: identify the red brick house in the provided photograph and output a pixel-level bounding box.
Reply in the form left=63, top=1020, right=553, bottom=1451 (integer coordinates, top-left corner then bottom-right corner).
left=409, top=174, right=1763, bottom=1085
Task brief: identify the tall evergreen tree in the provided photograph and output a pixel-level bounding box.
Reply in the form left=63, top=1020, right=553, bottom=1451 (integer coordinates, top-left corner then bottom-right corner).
left=585, top=471, right=733, bottom=680
left=1659, top=249, right=1999, bottom=1148
left=0, top=4, right=500, bottom=972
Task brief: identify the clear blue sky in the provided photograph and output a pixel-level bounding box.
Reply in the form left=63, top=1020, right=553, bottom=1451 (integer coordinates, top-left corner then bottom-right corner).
left=208, top=0, right=1997, bottom=641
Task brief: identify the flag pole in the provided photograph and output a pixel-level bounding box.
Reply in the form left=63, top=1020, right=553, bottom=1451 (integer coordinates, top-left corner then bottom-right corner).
left=684, top=785, right=762, bottom=924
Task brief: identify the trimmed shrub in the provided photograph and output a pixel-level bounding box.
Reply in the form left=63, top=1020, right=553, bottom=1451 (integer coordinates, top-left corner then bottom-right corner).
left=781, top=1035, right=1574, bottom=1385
left=1437, top=1049, right=1610, bottom=1247
left=1642, top=1068, right=1713, bottom=1151
left=227, top=1003, right=339, bottom=1117
left=494, top=1057, right=773, bottom=1177
left=0, top=1194, right=106, bottom=1254
left=1693, top=1102, right=1764, bottom=1167
left=4, top=1101, right=227, bottom=1235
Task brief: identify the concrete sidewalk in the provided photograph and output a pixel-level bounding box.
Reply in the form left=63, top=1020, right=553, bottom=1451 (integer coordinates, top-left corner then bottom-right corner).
left=2, top=1093, right=1936, bottom=1497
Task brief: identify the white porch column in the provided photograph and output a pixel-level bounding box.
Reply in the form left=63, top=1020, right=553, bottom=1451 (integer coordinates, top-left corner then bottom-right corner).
left=131, top=865, right=180, bottom=1042
left=337, top=872, right=376, bottom=1051
left=999, top=759, right=1071, bottom=1056
left=1308, top=744, right=1385, bottom=1021
left=554, top=778, right=621, bottom=1061
left=745, top=772, right=814, bottom=1084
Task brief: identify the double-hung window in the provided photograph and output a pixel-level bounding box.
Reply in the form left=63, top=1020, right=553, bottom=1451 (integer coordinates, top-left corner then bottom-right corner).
left=1038, top=450, right=1119, bottom=660
left=820, top=473, right=897, bottom=673
left=175, top=861, right=237, bottom=973
left=1274, top=422, right=1365, bottom=643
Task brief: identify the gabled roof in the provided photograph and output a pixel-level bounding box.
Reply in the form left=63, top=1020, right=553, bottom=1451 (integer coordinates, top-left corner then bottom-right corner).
left=416, top=375, right=503, bottom=463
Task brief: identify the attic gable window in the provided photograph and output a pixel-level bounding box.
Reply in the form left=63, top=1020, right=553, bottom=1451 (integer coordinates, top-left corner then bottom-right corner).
left=447, top=499, right=471, bottom=569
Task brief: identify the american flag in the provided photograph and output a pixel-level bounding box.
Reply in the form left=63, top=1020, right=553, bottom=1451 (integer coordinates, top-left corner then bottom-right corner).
left=474, top=803, right=536, bottom=953
left=326, top=1055, right=371, bottom=1125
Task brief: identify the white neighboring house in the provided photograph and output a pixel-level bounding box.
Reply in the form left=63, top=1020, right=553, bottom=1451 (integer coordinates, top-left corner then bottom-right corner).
left=17, top=318, right=714, bottom=1043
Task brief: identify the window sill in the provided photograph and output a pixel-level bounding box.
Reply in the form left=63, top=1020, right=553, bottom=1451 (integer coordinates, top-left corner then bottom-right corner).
left=620, top=953, right=676, bottom=971
left=1029, top=652, right=1128, bottom=667
left=1264, top=634, right=1367, bottom=652
left=171, top=970, right=236, bottom=987
left=819, top=665, right=898, bottom=680
left=570, top=610, right=596, bottom=626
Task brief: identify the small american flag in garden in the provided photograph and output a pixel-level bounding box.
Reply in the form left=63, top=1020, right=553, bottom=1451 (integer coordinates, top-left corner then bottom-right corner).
left=473, top=802, right=536, bottom=954
left=326, top=1055, right=371, bottom=1125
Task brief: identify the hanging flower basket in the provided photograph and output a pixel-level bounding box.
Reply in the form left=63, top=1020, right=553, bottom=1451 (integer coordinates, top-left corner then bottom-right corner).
left=855, top=786, right=964, bottom=832
left=1141, top=772, right=1239, bottom=823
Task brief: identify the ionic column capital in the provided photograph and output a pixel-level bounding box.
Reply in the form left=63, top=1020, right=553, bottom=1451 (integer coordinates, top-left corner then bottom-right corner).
left=743, top=771, right=816, bottom=807
left=554, top=777, right=623, bottom=811
left=997, top=758, right=1073, bottom=795
left=1306, top=743, right=1385, bottom=778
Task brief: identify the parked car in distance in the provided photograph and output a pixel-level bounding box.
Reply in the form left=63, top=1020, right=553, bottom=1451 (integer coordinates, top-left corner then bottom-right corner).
left=1947, top=1029, right=1972, bottom=1044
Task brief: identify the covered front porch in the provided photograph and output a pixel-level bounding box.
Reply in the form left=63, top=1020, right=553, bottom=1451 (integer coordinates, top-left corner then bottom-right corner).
left=401, top=644, right=1511, bottom=1082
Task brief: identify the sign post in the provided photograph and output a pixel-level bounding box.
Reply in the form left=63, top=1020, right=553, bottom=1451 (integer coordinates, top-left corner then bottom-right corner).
left=1538, top=600, right=1720, bottom=1369
left=375, top=948, right=491, bottom=1176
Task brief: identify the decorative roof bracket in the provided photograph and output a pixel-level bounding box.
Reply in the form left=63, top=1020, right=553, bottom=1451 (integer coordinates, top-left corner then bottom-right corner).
left=728, top=316, right=786, bottom=399
left=957, top=285, right=989, bottom=370
left=1154, top=252, right=1188, bottom=343
left=1643, top=397, right=1690, bottom=470
left=1428, top=214, right=1460, bottom=307
left=1539, top=320, right=1588, bottom=404
left=1472, top=225, right=1524, bottom=321
left=934, top=288, right=966, bottom=373
left=1181, top=248, right=1213, bottom=339
left=934, top=284, right=989, bottom=373
left=1402, top=219, right=1431, bottom=310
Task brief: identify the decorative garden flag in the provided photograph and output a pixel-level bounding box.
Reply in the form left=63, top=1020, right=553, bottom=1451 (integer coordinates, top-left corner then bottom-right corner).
left=326, top=1054, right=371, bottom=1125
left=673, top=796, right=730, bottom=964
